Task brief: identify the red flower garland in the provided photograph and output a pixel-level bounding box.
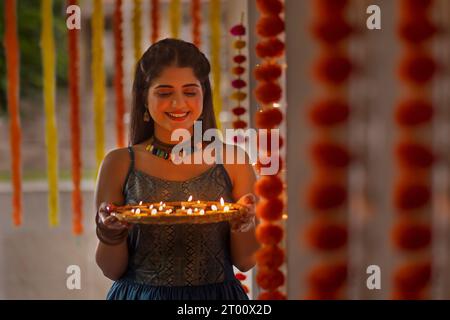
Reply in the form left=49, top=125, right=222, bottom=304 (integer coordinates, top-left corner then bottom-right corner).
left=68, top=0, right=83, bottom=234
left=256, top=38, right=285, bottom=59
left=398, top=16, right=438, bottom=45
left=313, top=0, right=349, bottom=15
left=230, top=17, right=248, bottom=138
left=258, top=290, right=286, bottom=300
left=311, top=16, right=352, bottom=46
left=393, top=260, right=431, bottom=293
left=392, top=220, right=431, bottom=251
left=256, top=223, right=283, bottom=245
left=255, top=175, right=284, bottom=199
left=304, top=0, right=352, bottom=299
left=398, top=51, right=438, bottom=85
left=255, top=0, right=284, bottom=15
left=310, top=141, right=351, bottom=168
left=392, top=0, right=437, bottom=297
left=308, top=98, right=351, bottom=127
left=307, top=261, right=347, bottom=293
left=307, top=182, right=347, bottom=211
left=255, top=245, right=285, bottom=269
left=394, top=180, right=431, bottom=211
left=254, top=1, right=286, bottom=299
left=305, top=220, right=348, bottom=251
left=395, top=141, right=435, bottom=168
left=313, top=53, right=353, bottom=86
left=255, top=108, right=283, bottom=129
left=5, top=0, right=22, bottom=226
left=395, top=98, right=434, bottom=127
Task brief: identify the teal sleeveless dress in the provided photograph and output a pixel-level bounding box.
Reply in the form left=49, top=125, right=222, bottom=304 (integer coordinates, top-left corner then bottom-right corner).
left=106, top=147, right=249, bottom=300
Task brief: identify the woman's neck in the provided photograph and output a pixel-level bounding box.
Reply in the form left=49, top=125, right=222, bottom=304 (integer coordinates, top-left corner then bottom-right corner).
left=154, top=126, right=194, bottom=145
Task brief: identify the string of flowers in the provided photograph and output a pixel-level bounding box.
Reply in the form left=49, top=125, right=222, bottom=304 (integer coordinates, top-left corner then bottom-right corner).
left=151, top=0, right=160, bottom=43
left=230, top=14, right=248, bottom=139
left=4, top=0, right=22, bottom=226
left=391, top=0, right=438, bottom=299
left=133, top=0, right=142, bottom=64
left=304, top=0, right=353, bottom=299
left=92, top=0, right=106, bottom=173
left=114, top=0, right=126, bottom=148
left=68, top=0, right=83, bottom=234
left=253, top=0, right=286, bottom=300
left=191, top=0, right=201, bottom=48
left=235, top=272, right=250, bottom=296
left=41, top=0, right=60, bottom=227
left=209, top=0, right=222, bottom=130
left=170, top=0, right=181, bottom=39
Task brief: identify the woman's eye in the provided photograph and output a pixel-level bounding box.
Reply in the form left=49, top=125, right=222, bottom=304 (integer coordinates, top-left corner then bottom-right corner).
left=184, top=92, right=197, bottom=97
left=157, top=92, right=172, bottom=97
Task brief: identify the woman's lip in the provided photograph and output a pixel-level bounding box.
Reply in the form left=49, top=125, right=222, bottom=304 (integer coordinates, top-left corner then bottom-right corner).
left=165, top=111, right=190, bottom=121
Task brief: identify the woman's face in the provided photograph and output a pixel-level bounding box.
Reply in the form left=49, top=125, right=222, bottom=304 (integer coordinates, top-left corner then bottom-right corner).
left=147, top=66, right=203, bottom=136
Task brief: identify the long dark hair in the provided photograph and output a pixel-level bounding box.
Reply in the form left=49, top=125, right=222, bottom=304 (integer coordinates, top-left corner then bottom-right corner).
left=129, top=38, right=217, bottom=146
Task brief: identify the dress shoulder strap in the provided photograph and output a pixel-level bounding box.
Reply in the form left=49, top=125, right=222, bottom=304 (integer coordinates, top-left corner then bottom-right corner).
left=127, top=146, right=135, bottom=168
left=122, top=146, right=135, bottom=195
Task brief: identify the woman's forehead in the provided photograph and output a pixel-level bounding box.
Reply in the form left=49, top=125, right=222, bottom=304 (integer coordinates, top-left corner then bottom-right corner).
left=152, top=66, right=200, bottom=87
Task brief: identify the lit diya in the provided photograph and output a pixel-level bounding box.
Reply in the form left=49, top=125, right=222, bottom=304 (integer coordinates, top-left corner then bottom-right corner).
left=110, top=197, right=247, bottom=224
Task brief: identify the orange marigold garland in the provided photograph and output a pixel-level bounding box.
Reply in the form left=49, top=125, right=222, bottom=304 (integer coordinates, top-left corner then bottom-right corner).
left=150, top=0, right=160, bottom=43
left=114, top=0, right=126, bottom=148
left=391, top=0, right=438, bottom=299
left=68, top=0, right=83, bottom=234
left=304, top=0, right=353, bottom=299
left=191, top=0, right=201, bottom=48
left=254, top=0, right=286, bottom=300
left=4, top=0, right=23, bottom=226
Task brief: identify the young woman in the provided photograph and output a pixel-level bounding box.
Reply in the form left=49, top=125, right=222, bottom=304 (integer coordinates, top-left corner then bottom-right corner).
left=95, top=38, right=259, bottom=300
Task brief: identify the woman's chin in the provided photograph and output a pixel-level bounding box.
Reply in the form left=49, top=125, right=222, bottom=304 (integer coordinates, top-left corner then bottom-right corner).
left=166, top=120, right=195, bottom=133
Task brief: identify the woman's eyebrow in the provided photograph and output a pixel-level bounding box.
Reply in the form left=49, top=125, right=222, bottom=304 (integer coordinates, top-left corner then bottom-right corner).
left=154, top=83, right=200, bottom=89
left=182, top=83, right=200, bottom=88
left=154, top=84, right=173, bottom=89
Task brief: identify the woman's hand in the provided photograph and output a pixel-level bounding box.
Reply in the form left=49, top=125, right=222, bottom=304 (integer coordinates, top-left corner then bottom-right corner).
left=230, top=193, right=257, bottom=233
left=97, top=202, right=130, bottom=230
left=96, top=202, right=131, bottom=245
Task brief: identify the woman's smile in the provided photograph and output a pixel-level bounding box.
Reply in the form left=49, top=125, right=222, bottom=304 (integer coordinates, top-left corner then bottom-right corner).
left=165, top=111, right=191, bottom=122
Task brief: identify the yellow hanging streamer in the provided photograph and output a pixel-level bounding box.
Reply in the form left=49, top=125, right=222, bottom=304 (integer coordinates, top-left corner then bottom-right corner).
left=170, top=0, right=181, bottom=38
left=210, top=0, right=222, bottom=130
left=41, top=0, right=59, bottom=227
left=133, top=0, right=142, bottom=63
left=92, top=0, right=106, bottom=175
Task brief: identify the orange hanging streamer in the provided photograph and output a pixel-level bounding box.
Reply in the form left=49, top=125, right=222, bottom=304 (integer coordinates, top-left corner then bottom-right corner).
left=68, top=0, right=83, bottom=235
left=4, top=0, right=23, bottom=226
left=192, top=0, right=201, bottom=48
left=114, top=0, right=126, bottom=147
left=151, top=0, right=160, bottom=43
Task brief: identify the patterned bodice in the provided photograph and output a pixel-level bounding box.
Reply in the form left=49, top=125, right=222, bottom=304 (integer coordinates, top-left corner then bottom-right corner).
left=121, top=147, right=236, bottom=286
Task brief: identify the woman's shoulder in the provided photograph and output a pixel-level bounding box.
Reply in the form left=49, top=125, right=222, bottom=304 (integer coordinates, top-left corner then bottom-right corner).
left=220, top=142, right=252, bottom=164
left=219, top=142, right=254, bottom=184
left=100, top=147, right=132, bottom=174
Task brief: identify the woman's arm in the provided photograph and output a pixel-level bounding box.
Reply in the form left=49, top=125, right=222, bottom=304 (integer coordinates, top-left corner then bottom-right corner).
left=94, top=149, right=130, bottom=281
left=226, top=150, right=260, bottom=272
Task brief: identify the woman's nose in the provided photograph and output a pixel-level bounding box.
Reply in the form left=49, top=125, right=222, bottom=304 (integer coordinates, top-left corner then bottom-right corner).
left=172, top=93, right=186, bottom=108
